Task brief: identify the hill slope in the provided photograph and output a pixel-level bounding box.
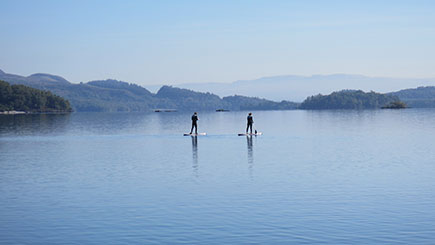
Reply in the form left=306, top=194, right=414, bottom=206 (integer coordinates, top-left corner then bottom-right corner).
left=0, top=71, right=157, bottom=112
left=390, top=86, right=435, bottom=108
left=0, top=70, right=298, bottom=112
left=0, top=80, right=72, bottom=112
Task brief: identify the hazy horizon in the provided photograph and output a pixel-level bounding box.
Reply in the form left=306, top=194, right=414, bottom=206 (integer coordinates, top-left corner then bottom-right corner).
left=2, top=67, right=435, bottom=87
left=2, top=67, right=435, bottom=102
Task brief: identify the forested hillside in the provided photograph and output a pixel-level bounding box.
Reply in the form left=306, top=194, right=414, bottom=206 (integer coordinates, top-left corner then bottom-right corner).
left=0, top=80, right=72, bottom=112
left=223, top=95, right=299, bottom=110
left=390, top=86, right=435, bottom=108
left=155, top=86, right=225, bottom=111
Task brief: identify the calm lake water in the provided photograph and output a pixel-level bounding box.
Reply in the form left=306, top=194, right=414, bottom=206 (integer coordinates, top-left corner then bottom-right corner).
left=1, top=109, right=435, bottom=244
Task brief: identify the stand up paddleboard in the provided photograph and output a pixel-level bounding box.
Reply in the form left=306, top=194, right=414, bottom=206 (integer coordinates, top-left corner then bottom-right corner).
left=184, top=133, right=207, bottom=136
left=238, top=132, right=262, bottom=136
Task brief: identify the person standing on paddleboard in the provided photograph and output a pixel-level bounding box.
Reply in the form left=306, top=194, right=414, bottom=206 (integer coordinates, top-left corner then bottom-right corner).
left=246, top=112, right=254, bottom=134
left=190, top=112, right=199, bottom=134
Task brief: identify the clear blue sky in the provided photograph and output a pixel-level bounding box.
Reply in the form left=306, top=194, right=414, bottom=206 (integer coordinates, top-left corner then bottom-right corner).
left=1, top=0, right=435, bottom=85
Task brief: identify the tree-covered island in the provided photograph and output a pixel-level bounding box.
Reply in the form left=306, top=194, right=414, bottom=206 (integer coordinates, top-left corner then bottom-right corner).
left=300, top=90, right=405, bottom=110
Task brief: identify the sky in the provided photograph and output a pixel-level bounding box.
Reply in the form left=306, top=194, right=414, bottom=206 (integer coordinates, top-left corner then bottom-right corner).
left=1, top=0, right=435, bottom=85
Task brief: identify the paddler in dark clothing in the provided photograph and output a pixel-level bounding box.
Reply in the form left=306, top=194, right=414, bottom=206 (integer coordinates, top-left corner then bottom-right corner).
left=246, top=112, right=253, bottom=134
left=190, top=112, right=199, bottom=134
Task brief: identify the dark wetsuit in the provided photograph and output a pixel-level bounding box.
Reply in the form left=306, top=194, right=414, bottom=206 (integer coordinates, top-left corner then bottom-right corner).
left=246, top=115, right=253, bottom=133
left=190, top=114, right=198, bottom=134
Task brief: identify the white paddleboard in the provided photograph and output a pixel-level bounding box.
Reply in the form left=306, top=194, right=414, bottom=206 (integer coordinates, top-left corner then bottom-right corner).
left=184, top=133, right=207, bottom=136
left=238, top=132, right=262, bottom=136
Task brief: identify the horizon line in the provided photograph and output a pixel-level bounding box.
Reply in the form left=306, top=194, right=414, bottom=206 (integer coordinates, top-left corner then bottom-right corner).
left=2, top=68, right=435, bottom=86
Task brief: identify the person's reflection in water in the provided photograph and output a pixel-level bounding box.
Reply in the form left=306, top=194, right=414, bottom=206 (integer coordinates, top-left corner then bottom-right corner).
left=192, top=135, right=198, bottom=177
left=247, top=135, right=254, bottom=179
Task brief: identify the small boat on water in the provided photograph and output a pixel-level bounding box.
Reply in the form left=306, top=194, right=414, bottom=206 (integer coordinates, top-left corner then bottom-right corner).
left=154, top=109, right=177, bottom=112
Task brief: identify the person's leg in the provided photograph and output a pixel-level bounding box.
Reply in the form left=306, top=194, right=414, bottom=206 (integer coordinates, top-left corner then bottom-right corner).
left=194, top=123, right=198, bottom=134
left=246, top=123, right=249, bottom=133
left=190, top=123, right=194, bottom=134
left=249, top=124, right=253, bottom=134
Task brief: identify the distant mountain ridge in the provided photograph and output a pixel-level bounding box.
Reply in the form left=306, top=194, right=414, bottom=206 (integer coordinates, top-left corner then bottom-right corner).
left=0, top=69, right=298, bottom=112
left=0, top=71, right=70, bottom=87
left=2, top=69, right=435, bottom=111
left=158, top=74, right=435, bottom=101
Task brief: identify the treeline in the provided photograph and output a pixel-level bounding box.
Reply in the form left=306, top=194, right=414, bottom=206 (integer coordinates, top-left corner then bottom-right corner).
left=300, top=90, right=402, bottom=110
left=0, top=80, right=72, bottom=112
left=222, top=95, right=299, bottom=110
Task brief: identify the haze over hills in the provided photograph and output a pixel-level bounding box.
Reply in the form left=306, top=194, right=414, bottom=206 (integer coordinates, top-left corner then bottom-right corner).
left=0, top=69, right=69, bottom=86
left=148, top=74, right=435, bottom=102
left=0, top=69, right=298, bottom=112
left=2, top=68, right=435, bottom=111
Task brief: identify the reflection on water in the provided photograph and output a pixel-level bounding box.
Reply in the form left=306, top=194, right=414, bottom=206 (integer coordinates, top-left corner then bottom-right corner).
left=191, top=136, right=198, bottom=177
left=246, top=135, right=254, bottom=178
left=0, top=113, right=71, bottom=136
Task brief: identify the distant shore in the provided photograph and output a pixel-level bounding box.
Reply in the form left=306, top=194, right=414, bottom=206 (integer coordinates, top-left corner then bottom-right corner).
left=0, top=110, right=72, bottom=115
left=0, top=110, right=26, bottom=115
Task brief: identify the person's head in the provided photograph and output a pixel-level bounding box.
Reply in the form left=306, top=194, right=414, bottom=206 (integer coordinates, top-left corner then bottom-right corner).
left=249, top=112, right=252, bottom=116
left=194, top=112, right=197, bottom=115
